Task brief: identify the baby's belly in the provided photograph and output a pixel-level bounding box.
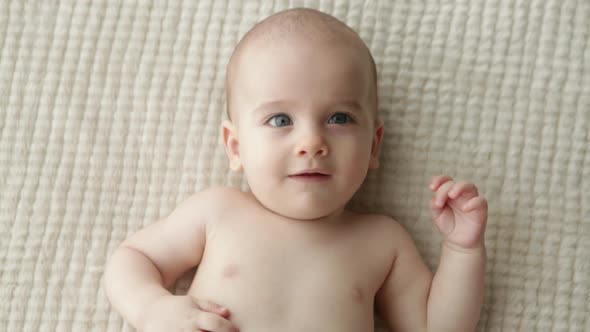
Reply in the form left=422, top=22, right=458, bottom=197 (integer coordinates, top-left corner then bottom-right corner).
left=187, top=264, right=376, bottom=332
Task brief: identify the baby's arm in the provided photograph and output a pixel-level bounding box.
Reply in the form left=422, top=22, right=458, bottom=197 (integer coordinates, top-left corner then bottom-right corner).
left=426, top=241, right=486, bottom=331
left=103, top=187, right=229, bottom=329
left=377, top=176, right=487, bottom=332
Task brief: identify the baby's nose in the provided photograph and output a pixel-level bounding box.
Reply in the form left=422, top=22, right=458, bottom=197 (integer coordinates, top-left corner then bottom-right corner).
left=295, top=133, right=328, bottom=157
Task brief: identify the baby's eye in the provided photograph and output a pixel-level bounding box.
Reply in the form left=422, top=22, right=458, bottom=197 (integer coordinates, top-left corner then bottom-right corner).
left=327, top=112, right=353, bottom=125
left=268, top=114, right=292, bottom=127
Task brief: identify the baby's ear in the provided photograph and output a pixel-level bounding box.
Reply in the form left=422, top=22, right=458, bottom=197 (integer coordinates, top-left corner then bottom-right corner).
left=369, top=118, right=384, bottom=170
left=221, top=120, right=242, bottom=171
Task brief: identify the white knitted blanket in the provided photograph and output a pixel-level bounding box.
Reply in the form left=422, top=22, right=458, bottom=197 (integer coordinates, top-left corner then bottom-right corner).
left=1, top=1, right=588, bottom=331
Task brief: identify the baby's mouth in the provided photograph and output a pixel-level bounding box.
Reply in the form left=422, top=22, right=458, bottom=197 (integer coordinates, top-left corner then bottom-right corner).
left=292, top=173, right=329, bottom=177
left=288, top=172, right=331, bottom=181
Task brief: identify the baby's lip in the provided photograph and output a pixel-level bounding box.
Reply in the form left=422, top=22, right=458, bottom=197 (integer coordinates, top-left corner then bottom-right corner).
left=290, top=168, right=331, bottom=176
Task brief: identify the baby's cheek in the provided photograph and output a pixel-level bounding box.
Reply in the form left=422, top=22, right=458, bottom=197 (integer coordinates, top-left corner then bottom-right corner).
left=243, top=141, right=269, bottom=165
left=347, top=144, right=370, bottom=163
left=349, top=149, right=372, bottom=176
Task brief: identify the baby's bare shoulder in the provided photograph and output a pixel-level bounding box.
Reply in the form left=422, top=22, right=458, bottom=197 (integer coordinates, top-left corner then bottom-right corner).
left=350, top=212, right=413, bottom=246
left=351, top=211, right=404, bottom=232
left=164, top=186, right=246, bottom=228
left=182, top=186, right=244, bottom=211
left=188, top=185, right=243, bottom=200
left=195, top=185, right=245, bottom=203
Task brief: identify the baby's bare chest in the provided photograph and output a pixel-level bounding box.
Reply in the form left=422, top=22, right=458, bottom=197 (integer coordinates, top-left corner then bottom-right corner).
left=187, top=214, right=393, bottom=331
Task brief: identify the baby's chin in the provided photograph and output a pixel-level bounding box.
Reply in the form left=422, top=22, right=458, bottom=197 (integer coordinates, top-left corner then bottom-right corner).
left=249, top=188, right=349, bottom=222
left=272, top=206, right=343, bottom=222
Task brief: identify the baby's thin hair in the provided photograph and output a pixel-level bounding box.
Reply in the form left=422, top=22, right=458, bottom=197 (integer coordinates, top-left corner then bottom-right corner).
left=225, top=8, right=378, bottom=120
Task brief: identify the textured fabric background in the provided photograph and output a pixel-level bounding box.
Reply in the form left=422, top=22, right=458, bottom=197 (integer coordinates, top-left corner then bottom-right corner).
left=1, top=0, right=589, bottom=331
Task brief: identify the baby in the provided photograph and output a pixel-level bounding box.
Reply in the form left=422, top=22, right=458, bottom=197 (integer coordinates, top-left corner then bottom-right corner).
left=104, top=8, right=488, bottom=332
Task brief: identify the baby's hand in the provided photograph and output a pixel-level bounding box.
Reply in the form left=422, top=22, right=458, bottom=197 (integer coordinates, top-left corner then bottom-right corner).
left=428, top=175, right=488, bottom=251
left=139, top=295, right=239, bottom=332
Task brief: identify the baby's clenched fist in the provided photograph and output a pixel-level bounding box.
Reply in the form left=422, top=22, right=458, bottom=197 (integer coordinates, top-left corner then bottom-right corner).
left=138, top=295, right=239, bottom=332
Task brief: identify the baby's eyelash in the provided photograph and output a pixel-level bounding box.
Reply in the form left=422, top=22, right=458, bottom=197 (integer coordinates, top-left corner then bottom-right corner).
left=328, top=112, right=356, bottom=124
left=264, top=112, right=357, bottom=126
left=266, top=113, right=292, bottom=127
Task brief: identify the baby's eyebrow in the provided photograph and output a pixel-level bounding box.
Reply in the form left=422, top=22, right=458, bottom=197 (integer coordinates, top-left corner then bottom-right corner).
left=253, top=100, right=295, bottom=113
left=253, top=100, right=364, bottom=114
left=334, top=100, right=364, bottom=113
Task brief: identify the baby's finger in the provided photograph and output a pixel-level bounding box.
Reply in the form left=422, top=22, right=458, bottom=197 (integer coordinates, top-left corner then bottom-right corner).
left=193, top=299, right=230, bottom=318
left=429, top=175, right=453, bottom=191
left=449, top=181, right=479, bottom=199
left=434, top=181, right=454, bottom=208
left=463, top=196, right=488, bottom=213
left=194, top=311, right=239, bottom=332
left=429, top=197, right=444, bottom=224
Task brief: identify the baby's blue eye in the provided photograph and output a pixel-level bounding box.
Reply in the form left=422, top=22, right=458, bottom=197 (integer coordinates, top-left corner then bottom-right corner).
left=268, top=114, right=292, bottom=127
left=328, top=113, right=353, bottom=124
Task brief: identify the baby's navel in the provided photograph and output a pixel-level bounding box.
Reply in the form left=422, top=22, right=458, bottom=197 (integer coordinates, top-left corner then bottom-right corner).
left=222, top=263, right=239, bottom=278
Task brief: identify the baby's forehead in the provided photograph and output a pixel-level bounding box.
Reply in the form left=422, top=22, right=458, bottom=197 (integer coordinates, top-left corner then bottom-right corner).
left=226, top=8, right=378, bottom=119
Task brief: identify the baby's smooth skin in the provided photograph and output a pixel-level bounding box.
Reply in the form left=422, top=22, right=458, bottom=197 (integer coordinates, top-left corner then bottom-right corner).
left=104, top=8, right=488, bottom=332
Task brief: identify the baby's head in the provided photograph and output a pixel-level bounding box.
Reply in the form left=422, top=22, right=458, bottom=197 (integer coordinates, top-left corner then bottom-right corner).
left=222, top=8, right=384, bottom=221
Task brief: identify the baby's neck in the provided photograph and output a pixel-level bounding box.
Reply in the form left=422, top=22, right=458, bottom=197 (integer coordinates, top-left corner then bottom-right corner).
left=243, top=190, right=350, bottom=226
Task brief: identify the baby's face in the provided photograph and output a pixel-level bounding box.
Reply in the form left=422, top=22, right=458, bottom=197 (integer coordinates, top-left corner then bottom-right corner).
left=224, top=36, right=383, bottom=221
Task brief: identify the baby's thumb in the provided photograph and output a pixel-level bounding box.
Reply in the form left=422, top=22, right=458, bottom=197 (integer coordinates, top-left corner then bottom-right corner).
left=193, top=298, right=230, bottom=317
